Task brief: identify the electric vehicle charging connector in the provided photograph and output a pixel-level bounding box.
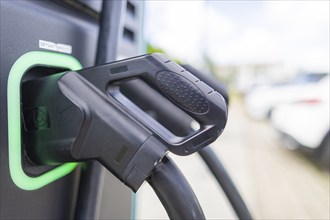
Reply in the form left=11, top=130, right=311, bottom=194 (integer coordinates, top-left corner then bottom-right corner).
left=22, top=53, right=227, bottom=192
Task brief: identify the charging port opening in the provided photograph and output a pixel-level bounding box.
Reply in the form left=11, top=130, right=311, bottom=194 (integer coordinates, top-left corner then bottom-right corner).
left=21, top=66, right=69, bottom=176
left=22, top=66, right=68, bottom=82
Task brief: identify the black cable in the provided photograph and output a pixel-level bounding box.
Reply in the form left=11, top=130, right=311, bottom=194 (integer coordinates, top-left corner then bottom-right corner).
left=199, top=147, right=253, bottom=220
left=148, top=157, right=206, bottom=220
left=75, top=1, right=126, bottom=219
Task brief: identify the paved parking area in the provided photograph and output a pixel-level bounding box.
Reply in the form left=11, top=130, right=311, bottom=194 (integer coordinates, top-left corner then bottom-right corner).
left=135, top=97, right=330, bottom=219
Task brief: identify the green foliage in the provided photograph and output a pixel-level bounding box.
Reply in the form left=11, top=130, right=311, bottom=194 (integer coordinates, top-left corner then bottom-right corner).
left=146, top=43, right=165, bottom=54
left=146, top=43, right=182, bottom=64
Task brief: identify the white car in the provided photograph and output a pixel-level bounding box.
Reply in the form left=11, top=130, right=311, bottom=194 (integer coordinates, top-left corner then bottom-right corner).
left=271, top=76, right=329, bottom=168
left=244, top=73, right=328, bottom=120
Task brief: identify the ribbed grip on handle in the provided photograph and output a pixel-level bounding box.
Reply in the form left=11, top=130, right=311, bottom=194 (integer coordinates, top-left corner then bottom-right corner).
left=156, top=71, right=209, bottom=114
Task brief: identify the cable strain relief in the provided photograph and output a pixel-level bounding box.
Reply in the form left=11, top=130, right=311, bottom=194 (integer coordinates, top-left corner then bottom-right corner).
left=123, top=136, right=168, bottom=192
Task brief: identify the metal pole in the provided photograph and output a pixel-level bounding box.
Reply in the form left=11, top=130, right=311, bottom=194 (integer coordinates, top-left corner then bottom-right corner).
left=75, top=1, right=126, bottom=219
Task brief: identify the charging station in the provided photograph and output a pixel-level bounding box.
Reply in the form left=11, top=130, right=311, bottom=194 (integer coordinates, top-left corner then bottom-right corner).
left=1, top=1, right=142, bottom=219
left=1, top=1, right=253, bottom=220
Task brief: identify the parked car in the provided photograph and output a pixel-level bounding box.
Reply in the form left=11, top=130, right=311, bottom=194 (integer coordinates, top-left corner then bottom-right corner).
left=271, top=76, right=329, bottom=169
left=244, top=72, right=328, bottom=120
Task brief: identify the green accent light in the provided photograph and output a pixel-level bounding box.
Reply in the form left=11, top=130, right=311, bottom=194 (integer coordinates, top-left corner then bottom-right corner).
left=7, top=51, right=82, bottom=190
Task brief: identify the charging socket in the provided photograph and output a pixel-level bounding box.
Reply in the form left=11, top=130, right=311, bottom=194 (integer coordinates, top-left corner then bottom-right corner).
left=21, top=66, right=69, bottom=176
left=7, top=51, right=82, bottom=190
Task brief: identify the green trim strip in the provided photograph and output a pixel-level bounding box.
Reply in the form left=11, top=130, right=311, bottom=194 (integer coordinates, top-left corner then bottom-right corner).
left=7, top=51, right=82, bottom=190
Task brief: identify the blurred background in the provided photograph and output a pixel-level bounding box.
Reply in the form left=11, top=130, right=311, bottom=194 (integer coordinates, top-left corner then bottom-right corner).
left=135, top=1, right=329, bottom=219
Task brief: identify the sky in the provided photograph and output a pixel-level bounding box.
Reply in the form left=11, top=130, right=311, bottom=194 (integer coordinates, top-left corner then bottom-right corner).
left=144, top=1, right=329, bottom=72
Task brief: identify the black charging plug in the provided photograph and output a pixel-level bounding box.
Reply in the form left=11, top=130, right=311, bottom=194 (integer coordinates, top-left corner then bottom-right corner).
left=21, top=53, right=228, bottom=191
left=22, top=71, right=167, bottom=191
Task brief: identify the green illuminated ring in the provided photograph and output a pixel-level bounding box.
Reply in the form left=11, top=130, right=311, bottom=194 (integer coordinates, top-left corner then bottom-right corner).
left=8, top=51, right=82, bottom=190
